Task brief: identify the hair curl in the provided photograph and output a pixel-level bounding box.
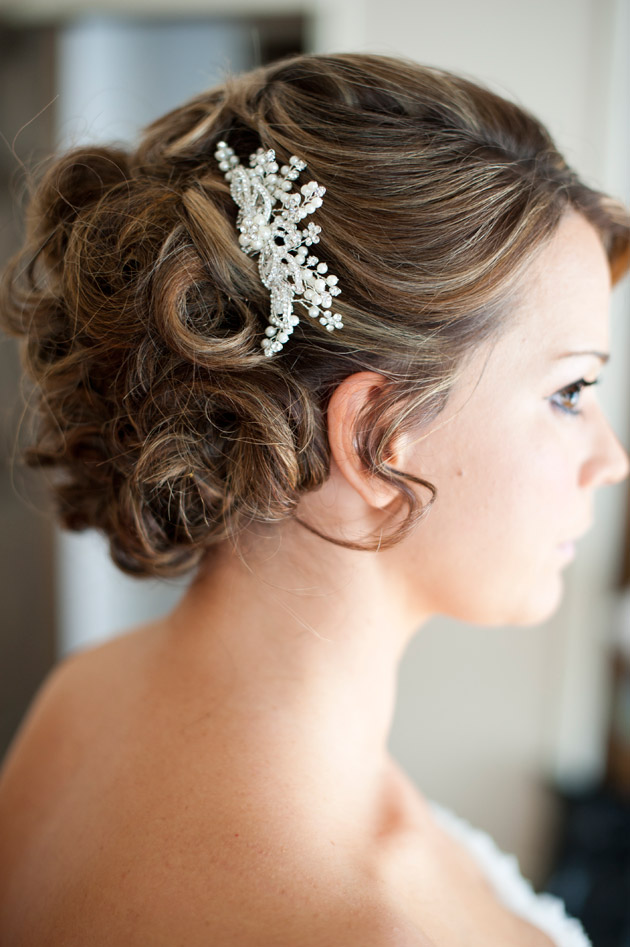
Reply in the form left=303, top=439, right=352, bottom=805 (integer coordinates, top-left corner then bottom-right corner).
left=1, top=52, right=629, bottom=579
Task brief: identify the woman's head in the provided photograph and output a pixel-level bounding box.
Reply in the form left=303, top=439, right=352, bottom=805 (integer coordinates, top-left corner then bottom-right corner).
left=339, top=208, right=626, bottom=627
left=1, top=52, right=628, bottom=585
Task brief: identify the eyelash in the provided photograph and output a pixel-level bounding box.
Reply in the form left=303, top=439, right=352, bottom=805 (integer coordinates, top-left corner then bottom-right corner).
left=551, top=377, right=600, bottom=416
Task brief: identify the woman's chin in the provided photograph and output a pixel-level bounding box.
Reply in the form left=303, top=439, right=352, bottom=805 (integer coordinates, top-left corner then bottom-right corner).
left=461, top=572, right=567, bottom=628
left=431, top=563, right=569, bottom=628
left=508, top=572, right=566, bottom=627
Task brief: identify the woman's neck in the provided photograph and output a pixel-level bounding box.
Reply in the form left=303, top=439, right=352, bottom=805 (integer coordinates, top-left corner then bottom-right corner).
left=162, top=521, right=428, bottom=841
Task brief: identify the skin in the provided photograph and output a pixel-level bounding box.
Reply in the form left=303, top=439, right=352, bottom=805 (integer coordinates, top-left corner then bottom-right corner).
left=0, top=209, right=628, bottom=945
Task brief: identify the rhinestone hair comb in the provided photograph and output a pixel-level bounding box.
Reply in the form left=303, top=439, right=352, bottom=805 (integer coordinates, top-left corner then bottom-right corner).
left=214, top=141, right=343, bottom=356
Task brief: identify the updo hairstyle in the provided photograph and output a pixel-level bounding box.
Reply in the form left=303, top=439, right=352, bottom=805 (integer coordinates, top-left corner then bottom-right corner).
left=1, top=52, right=628, bottom=578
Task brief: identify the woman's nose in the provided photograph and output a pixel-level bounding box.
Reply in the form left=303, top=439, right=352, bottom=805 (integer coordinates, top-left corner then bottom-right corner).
left=579, top=412, right=630, bottom=489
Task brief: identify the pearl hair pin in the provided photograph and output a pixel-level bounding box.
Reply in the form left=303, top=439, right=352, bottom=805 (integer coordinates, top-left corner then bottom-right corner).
left=214, top=141, right=343, bottom=356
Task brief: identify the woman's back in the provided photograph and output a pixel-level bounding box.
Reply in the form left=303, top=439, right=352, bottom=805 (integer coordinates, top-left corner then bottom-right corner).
left=0, top=623, right=557, bottom=947
left=0, top=624, right=406, bottom=944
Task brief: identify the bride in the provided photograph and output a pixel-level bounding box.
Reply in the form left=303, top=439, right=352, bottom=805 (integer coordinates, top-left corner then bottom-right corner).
left=0, top=52, right=628, bottom=946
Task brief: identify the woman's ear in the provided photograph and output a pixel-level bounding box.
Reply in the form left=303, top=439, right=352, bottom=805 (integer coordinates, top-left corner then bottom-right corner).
left=326, top=371, right=410, bottom=511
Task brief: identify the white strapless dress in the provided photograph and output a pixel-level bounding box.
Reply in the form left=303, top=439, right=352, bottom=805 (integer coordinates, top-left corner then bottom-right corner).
left=429, top=801, right=592, bottom=947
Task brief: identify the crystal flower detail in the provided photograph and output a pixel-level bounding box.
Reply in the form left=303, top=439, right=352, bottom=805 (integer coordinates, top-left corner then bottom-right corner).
left=214, top=141, right=344, bottom=357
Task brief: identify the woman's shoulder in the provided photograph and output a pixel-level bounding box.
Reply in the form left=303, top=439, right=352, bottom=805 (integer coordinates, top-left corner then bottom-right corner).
left=0, top=627, right=160, bottom=923
left=0, top=630, right=431, bottom=946
left=0, top=624, right=153, bottom=785
left=0, top=630, right=140, bottom=857
left=0, top=640, right=96, bottom=800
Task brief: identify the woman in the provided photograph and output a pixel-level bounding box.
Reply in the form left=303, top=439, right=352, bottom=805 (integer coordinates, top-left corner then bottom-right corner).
left=0, top=52, right=628, bottom=946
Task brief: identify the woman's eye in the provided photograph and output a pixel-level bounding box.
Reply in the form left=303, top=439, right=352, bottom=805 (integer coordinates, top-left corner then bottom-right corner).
left=551, top=377, right=600, bottom=415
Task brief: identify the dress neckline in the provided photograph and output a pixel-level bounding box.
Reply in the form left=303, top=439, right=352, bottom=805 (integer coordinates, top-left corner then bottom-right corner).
left=428, top=801, right=592, bottom=947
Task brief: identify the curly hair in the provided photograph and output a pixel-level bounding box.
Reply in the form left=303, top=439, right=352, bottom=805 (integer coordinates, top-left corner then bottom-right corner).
left=1, top=52, right=629, bottom=579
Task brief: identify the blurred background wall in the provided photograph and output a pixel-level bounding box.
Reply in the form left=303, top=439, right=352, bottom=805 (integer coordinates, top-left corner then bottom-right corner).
left=1, top=0, right=629, bottom=893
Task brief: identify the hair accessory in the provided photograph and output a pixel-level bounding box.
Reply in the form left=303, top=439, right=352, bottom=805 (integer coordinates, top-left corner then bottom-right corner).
left=214, top=141, right=343, bottom=356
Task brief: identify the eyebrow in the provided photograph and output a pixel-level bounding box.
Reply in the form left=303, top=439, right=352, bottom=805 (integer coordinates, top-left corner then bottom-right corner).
left=554, top=350, right=610, bottom=364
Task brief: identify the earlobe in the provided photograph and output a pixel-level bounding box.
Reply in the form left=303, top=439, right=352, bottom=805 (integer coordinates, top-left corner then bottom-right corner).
left=326, top=371, right=407, bottom=510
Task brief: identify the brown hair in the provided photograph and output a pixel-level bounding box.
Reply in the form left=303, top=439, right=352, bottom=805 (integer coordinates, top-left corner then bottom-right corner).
left=1, top=52, right=629, bottom=579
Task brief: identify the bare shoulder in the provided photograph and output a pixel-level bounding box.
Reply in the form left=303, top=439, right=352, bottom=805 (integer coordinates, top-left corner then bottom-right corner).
left=1, top=624, right=148, bottom=765
left=0, top=624, right=163, bottom=942
left=0, top=624, right=155, bottom=851
left=0, top=645, right=87, bottom=794
left=0, top=630, right=436, bottom=947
